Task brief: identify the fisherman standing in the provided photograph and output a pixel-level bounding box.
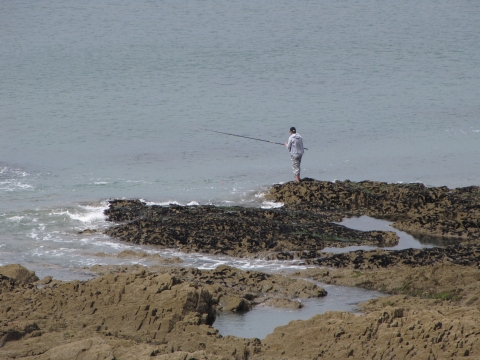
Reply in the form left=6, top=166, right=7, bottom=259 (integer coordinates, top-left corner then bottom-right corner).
left=285, top=127, right=304, bottom=182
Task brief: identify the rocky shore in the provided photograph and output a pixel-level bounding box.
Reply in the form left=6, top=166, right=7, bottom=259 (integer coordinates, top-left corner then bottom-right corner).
left=2, top=179, right=480, bottom=359
left=2, top=261, right=480, bottom=359
left=267, top=179, right=480, bottom=240
left=103, top=199, right=398, bottom=260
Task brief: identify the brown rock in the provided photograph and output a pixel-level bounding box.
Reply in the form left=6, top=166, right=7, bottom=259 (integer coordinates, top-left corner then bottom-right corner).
left=255, top=305, right=480, bottom=359
left=297, top=261, right=480, bottom=307
left=0, top=264, right=38, bottom=285
left=219, top=296, right=251, bottom=312
left=2, top=262, right=480, bottom=359
left=88, top=264, right=327, bottom=311
left=36, top=337, right=114, bottom=360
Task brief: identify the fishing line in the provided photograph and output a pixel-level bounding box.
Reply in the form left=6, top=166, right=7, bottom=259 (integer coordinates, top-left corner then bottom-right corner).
left=199, top=128, right=308, bottom=150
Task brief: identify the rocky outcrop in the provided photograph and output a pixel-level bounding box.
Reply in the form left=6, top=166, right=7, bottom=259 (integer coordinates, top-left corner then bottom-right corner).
left=302, top=243, right=480, bottom=269
left=0, top=264, right=38, bottom=285
left=0, top=265, right=260, bottom=359
left=88, top=264, right=327, bottom=311
left=256, top=303, right=480, bottom=359
left=0, top=269, right=213, bottom=351
left=103, top=200, right=398, bottom=258
left=267, top=178, right=480, bottom=239
left=3, top=264, right=480, bottom=359
left=274, top=261, right=480, bottom=358
left=298, top=261, right=480, bottom=307
left=103, top=179, right=480, bottom=259
left=0, top=263, right=324, bottom=359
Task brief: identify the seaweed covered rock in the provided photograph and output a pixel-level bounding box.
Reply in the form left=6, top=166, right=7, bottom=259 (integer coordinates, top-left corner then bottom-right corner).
left=267, top=179, right=480, bottom=239
left=303, top=243, right=480, bottom=269
left=104, top=201, right=398, bottom=257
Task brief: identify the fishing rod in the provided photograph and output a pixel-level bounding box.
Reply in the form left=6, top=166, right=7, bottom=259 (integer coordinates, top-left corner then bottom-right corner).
left=199, top=128, right=308, bottom=150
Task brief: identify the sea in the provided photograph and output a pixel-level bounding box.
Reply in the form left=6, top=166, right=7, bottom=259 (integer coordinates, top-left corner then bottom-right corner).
left=1, top=0, right=479, bottom=338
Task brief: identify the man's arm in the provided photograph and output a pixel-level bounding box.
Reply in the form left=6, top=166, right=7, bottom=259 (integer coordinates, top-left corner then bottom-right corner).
left=285, top=137, right=292, bottom=151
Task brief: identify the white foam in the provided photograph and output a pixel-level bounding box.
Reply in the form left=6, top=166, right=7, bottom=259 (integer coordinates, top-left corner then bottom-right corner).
left=86, top=239, right=133, bottom=251
left=261, top=201, right=284, bottom=209
left=93, top=182, right=110, bottom=185
left=187, top=201, right=200, bottom=206
left=141, top=248, right=309, bottom=273
left=51, top=248, right=77, bottom=256
left=7, top=216, right=25, bottom=222
left=27, top=230, right=39, bottom=240
left=0, top=167, right=29, bottom=178
left=144, top=200, right=183, bottom=206
left=72, top=204, right=108, bottom=223
left=0, top=180, right=34, bottom=192
left=50, top=203, right=108, bottom=225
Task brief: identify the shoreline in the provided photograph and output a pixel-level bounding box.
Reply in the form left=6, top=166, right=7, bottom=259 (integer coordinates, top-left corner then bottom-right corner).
left=2, top=178, right=480, bottom=359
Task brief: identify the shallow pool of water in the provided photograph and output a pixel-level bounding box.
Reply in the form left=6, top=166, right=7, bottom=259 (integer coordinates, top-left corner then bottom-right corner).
left=213, top=215, right=452, bottom=339
left=213, top=282, right=385, bottom=339
left=323, top=215, right=438, bottom=253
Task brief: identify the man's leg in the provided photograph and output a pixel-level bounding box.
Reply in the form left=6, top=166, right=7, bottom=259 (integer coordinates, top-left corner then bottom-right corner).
left=291, top=155, right=302, bottom=182
left=295, top=155, right=302, bottom=182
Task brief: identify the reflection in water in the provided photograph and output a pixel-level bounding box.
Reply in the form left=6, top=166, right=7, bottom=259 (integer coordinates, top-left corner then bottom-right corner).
left=323, top=215, right=455, bottom=254
left=213, top=282, right=385, bottom=339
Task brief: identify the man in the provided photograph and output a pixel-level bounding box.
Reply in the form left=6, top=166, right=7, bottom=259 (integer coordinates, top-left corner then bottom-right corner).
left=285, top=126, right=304, bottom=182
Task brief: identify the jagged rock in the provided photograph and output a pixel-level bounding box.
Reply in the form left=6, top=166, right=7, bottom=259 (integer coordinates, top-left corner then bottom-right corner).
left=88, top=264, right=327, bottom=310
left=297, top=261, right=480, bottom=308
left=2, top=264, right=480, bottom=359
left=36, top=275, right=53, bottom=285
left=219, top=296, right=251, bottom=312
left=303, top=243, right=480, bottom=269
left=0, top=264, right=38, bottom=285
left=0, top=268, right=260, bottom=359
left=255, top=304, right=480, bottom=359
left=267, top=178, right=480, bottom=240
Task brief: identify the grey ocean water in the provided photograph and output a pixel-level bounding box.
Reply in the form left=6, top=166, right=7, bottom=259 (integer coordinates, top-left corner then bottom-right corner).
left=1, top=0, right=479, bottom=337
